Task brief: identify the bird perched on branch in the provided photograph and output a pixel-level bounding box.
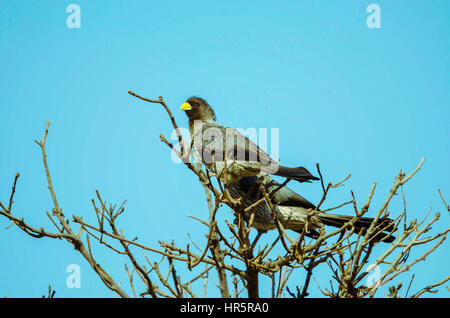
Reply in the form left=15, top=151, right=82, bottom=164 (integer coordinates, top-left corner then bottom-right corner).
left=180, top=97, right=319, bottom=184
left=180, top=96, right=395, bottom=243
left=227, top=175, right=396, bottom=243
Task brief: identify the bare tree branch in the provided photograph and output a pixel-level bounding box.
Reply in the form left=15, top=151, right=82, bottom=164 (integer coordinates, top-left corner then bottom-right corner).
left=1, top=93, right=448, bottom=299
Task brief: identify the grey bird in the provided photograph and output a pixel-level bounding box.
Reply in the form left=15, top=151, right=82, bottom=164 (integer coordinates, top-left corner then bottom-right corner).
left=227, top=175, right=396, bottom=243
left=180, top=97, right=319, bottom=184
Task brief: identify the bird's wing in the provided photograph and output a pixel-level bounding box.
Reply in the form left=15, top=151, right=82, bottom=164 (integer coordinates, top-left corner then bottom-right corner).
left=200, top=124, right=275, bottom=165
left=263, top=176, right=316, bottom=209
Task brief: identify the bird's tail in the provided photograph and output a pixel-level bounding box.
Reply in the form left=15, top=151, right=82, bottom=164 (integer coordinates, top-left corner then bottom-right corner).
left=318, top=214, right=396, bottom=243
left=274, top=166, right=320, bottom=182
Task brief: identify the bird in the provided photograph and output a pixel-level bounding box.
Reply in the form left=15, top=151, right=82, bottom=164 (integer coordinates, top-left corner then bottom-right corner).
left=180, top=96, right=319, bottom=184
left=227, top=174, right=396, bottom=243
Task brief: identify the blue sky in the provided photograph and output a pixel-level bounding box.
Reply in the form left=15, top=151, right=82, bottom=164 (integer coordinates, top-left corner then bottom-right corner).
left=0, top=1, right=449, bottom=298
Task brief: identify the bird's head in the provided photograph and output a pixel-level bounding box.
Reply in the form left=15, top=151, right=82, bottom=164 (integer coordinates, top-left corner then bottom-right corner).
left=180, top=97, right=216, bottom=123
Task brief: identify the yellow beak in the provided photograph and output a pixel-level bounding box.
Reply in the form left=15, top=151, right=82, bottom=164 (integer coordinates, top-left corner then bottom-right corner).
left=180, top=102, right=192, bottom=111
